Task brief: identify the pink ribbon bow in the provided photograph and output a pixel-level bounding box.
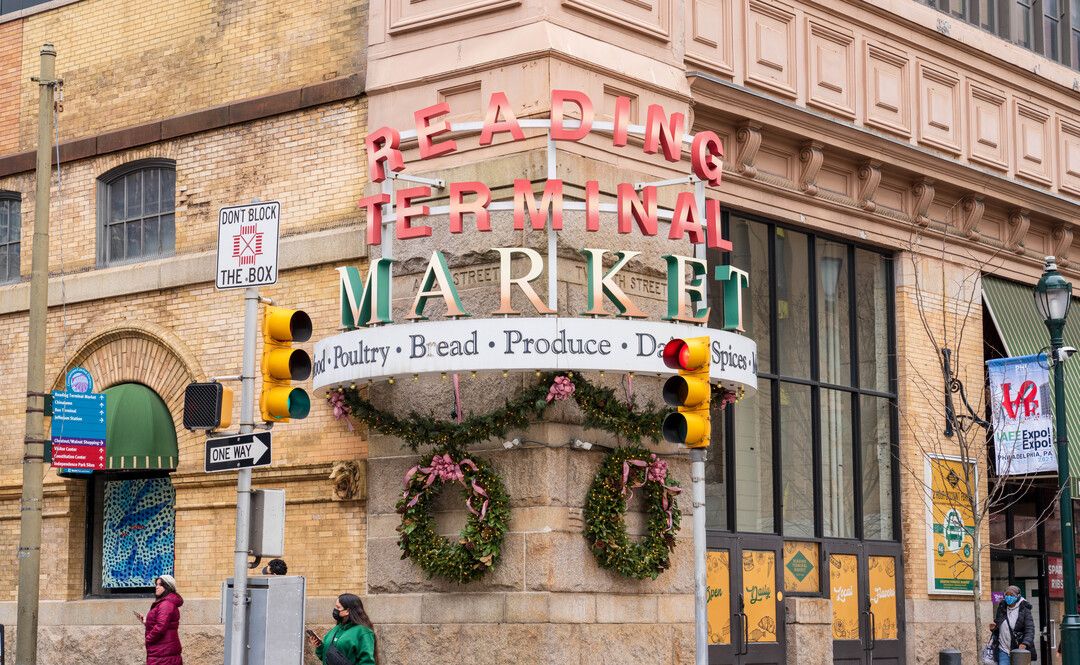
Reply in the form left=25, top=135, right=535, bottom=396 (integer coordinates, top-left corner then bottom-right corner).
left=402, top=454, right=486, bottom=515
left=620, top=454, right=683, bottom=530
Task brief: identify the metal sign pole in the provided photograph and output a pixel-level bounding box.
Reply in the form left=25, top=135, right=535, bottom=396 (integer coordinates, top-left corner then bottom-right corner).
left=229, top=286, right=259, bottom=665
left=690, top=447, right=709, bottom=665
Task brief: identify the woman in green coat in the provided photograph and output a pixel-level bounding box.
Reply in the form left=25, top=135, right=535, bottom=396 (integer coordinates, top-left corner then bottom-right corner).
left=307, top=594, right=377, bottom=665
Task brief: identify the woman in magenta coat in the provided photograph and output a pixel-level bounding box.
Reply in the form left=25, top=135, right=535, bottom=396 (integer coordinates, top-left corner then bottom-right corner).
left=135, top=575, right=184, bottom=665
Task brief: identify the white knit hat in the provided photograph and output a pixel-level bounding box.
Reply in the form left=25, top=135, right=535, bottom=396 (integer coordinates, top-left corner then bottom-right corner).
left=157, top=574, right=177, bottom=593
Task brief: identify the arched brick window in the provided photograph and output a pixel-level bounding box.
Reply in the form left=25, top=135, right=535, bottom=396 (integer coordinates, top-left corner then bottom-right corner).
left=97, top=159, right=176, bottom=266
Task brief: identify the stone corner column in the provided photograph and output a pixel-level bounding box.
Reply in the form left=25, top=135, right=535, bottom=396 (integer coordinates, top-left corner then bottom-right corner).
left=784, top=596, right=833, bottom=665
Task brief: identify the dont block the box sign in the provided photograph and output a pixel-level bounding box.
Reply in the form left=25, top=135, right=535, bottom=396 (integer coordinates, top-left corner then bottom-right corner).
left=216, top=201, right=281, bottom=290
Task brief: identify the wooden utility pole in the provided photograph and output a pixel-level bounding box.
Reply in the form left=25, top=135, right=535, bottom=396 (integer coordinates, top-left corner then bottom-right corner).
left=16, top=43, right=56, bottom=665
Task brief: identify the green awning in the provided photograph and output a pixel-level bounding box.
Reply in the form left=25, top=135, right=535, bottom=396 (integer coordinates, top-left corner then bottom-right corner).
left=104, top=383, right=178, bottom=470
left=982, top=276, right=1080, bottom=489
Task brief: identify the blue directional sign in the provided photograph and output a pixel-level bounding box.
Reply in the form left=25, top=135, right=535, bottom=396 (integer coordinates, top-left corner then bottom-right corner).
left=50, top=391, right=107, bottom=470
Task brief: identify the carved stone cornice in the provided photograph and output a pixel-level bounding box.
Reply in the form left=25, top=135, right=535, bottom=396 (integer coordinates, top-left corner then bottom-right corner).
left=1006, top=208, right=1030, bottom=254
left=909, top=177, right=936, bottom=227
left=1053, top=224, right=1075, bottom=268
left=953, top=195, right=984, bottom=239
left=799, top=141, right=824, bottom=196
left=735, top=121, right=763, bottom=179
left=857, top=160, right=882, bottom=212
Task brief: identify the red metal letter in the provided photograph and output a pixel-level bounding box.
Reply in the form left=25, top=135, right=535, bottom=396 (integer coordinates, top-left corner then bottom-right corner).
left=449, top=181, right=492, bottom=233
left=366, top=126, right=405, bottom=183
left=616, top=183, right=658, bottom=236
left=550, top=89, right=594, bottom=141
left=396, top=186, right=432, bottom=240
left=513, top=179, right=564, bottom=231
left=585, top=180, right=601, bottom=232
left=643, top=104, right=685, bottom=162
left=613, top=96, right=632, bottom=147
left=669, top=191, right=705, bottom=244
left=415, top=102, right=457, bottom=159
left=691, top=130, right=724, bottom=186
left=480, top=92, right=525, bottom=145
left=358, top=193, right=391, bottom=245
left=706, top=198, right=732, bottom=251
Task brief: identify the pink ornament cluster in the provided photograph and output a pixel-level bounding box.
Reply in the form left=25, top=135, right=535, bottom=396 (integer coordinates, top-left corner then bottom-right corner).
left=621, top=453, right=682, bottom=529
left=546, top=375, right=576, bottom=402
left=403, top=453, right=490, bottom=519
left=328, top=390, right=351, bottom=419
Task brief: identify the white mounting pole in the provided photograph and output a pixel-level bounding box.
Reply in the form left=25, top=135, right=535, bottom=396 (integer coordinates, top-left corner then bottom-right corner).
left=546, top=135, right=558, bottom=312
left=690, top=447, right=709, bottom=665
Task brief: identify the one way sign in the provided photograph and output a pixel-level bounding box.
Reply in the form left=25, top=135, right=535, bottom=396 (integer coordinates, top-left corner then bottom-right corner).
left=205, top=432, right=272, bottom=473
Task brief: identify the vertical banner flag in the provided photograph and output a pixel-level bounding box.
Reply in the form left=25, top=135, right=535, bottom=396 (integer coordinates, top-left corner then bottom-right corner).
left=926, top=455, right=976, bottom=594
left=987, top=354, right=1057, bottom=476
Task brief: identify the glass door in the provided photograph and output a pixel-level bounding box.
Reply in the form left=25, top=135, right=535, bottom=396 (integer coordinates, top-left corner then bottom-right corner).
left=707, top=535, right=786, bottom=665
left=827, top=541, right=905, bottom=664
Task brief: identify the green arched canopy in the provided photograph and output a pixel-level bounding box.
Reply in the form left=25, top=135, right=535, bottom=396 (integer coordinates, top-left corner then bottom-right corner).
left=104, top=383, right=178, bottom=470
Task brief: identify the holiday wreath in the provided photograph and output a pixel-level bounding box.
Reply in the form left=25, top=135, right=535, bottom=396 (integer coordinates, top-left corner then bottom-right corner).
left=396, top=449, right=511, bottom=584
left=583, top=445, right=683, bottom=580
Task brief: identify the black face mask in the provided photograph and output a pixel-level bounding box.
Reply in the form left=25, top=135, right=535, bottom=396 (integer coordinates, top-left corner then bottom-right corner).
left=332, top=608, right=343, bottom=623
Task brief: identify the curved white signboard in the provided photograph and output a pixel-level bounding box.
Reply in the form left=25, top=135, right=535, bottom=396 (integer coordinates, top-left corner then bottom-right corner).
left=312, top=318, right=757, bottom=392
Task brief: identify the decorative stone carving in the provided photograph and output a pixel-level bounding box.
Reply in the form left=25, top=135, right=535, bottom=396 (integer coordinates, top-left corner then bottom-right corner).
left=798, top=141, right=824, bottom=196
left=1053, top=224, right=1075, bottom=268
left=856, top=160, right=882, bottom=212
left=1006, top=208, right=1030, bottom=254
left=953, top=195, right=984, bottom=239
left=735, top=121, right=763, bottom=178
left=909, top=177, right=936, bottom=227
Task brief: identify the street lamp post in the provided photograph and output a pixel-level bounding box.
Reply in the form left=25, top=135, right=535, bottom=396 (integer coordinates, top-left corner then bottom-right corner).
left=1034, top=255, right=1079, bottom=664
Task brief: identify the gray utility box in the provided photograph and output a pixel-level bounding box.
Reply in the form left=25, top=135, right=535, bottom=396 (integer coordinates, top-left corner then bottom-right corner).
left=250, top=489, right=285, bottom=558
left=223, top=575, right=305, bottom=665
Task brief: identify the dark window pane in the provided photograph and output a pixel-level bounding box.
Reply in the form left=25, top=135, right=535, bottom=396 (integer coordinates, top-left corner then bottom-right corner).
left=776, top=229, right=811, bottom=378
left=817, top=241, right=851, bottom=385
left=108, top=224, right=124, bottom=261
left=109, top=181, right=125, bottom=221
left=8, top=243, right=17, bottom=280
left=981, top=0, right=998, bottom=31
left=125, top=221, right=141, bottom=259
left=162, top=169, right=175, bottom=209
left=144, top=218, right=160, bottom=255
left=706, top=408, right=728, bottom=530
left=0, top=250, right=7, bottom=282
left=144, top=169, right=160, bottom=214
left=861, top=395, right=894, bottom=540
left=126, top=172, right=143, bottom=219
left=822, top=388, right=855, bottom=538
left=780, top=383, right=814, bottom=537
left=0, top=208, right=8, bottom=244
left=1016, top=0, right=1035, bottom=47
left=1012, top=502, right=1038, bottom=549
left=735, top=381, right=774, bottom=533
left=727, top=217, right=771, bottom=373
left=9, top=201, right=18, bottom=239
left=856, top=250, right=890, bottom=391
left=160, top=213, right=175, bottom=253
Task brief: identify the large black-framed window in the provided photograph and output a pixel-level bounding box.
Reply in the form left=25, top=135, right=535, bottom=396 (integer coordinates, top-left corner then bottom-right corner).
left=0, top=191, right=20, bottom=283
left=704, top=211, right=900, bottom=543
left=917, top=0, right=1078, bottom=68
left=96, top=159, right=176, bottom=266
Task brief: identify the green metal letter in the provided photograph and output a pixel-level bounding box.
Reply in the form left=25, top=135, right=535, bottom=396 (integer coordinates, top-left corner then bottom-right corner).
left=714, top=264, right=750, bottom=332
left=337, top=258, right=394, bottom=330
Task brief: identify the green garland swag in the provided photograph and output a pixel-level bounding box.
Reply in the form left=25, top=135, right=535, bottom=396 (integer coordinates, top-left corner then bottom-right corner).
left=396, top=449, right=511, bottom=584
left=583, top=445, right=682, bottom=580
left=328, top=372, right=675, bottom=451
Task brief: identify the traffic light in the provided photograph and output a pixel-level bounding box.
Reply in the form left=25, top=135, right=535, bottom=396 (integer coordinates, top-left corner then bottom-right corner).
left=183, top=382, right=234, bottom=430
left=261, top=305, right=312, bottom=422
left=661, top=336, right=711, bottom=447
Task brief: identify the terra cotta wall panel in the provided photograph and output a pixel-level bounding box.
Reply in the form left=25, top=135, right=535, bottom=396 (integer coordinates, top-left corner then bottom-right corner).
left=1058, top=116, right=1080, bottom=197
left=806, top=16, right=855, bottom=119
left=387, top=0, right=523, bottom=34
left=1014, top=99, right=1053, bottom=186
left=863, top=41, right=911, bottom=138
left=966, top=79, right=1009, bottom=172
left=745, top=0, right=798, bottom=99
left=916, top=61, right=961, bottom=155
left=562, top=0, right=672, bottom=41
left=685, top=0, right=736, bottom=76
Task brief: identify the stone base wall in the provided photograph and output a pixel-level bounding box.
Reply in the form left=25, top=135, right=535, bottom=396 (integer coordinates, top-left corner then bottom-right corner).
left=785, top=597, right=832, bottom=665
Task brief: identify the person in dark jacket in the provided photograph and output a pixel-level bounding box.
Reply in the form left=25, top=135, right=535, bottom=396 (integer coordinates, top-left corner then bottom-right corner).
left=988, top=585, right=1035, bottom=664
left=307, top=593, right=377, bottom=665
left=135, top=575, right=184, bottom=665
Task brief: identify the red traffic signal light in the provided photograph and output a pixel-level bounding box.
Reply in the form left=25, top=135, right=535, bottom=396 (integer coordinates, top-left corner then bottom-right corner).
left=661, top=336, right=711, bottom=448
